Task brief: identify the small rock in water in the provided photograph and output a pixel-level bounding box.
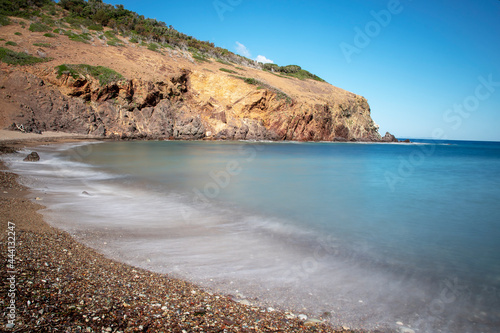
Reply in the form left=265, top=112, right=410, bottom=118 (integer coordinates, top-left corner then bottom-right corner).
left=267, top=307, right=275, bottom=312
left=396, top=321, right=404, bottom=326
left=82, top=191, right=92, bottom=196
left=6, top=323, right=15, bottom=329
left=399, top=327, right=415, bottom=333
left=24, top=151, right=40, bottom=162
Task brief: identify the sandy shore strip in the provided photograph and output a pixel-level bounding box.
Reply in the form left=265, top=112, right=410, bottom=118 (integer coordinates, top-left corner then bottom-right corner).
left=0, top=135, right=366, bottom=333
left=0, top=129, right=95, bottom=145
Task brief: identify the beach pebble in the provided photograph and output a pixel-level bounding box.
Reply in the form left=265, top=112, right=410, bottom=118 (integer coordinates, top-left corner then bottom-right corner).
left=396, top=321, right=404, bottom=325
left=305, top=318, right=322, bottom=326
left=399, top=327, right=415, bottom=333
left=6, top=323, right=15, bottom=329
left=239, top=299, right=251, bottom=306
left=298, top=314, right=308, bottom=320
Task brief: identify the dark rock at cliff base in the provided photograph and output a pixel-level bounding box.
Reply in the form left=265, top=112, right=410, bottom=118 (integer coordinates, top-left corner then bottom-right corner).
left=24, top=152, right=40, bottom=162
left=381, top=132, right=398, bottom=142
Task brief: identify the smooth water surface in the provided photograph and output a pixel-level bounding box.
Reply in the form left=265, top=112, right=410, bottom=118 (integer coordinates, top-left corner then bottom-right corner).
left=4, top=140, right=500, bottom=332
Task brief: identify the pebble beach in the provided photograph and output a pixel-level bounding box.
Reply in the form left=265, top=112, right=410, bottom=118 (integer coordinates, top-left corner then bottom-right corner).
left=0, top=135, right=364, bottom=333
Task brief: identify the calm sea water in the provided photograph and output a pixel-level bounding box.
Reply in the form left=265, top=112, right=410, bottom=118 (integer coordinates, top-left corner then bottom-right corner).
left=4, top=140, right=500, bottom=332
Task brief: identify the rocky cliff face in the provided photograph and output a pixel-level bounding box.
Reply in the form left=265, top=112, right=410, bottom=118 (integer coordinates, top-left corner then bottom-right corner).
left=1, top=68, right=381, bottom=142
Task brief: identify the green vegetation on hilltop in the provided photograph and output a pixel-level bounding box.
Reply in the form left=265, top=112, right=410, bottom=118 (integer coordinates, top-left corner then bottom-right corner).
left=0, top=0, right=53, bottom=18
left=263, top=63, right=325, bottom=82
left=56, top=64, right=124, bottom=85
left=1, top=0, right=325, bottom=82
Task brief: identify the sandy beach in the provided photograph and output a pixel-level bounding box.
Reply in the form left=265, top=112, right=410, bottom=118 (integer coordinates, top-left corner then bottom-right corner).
left=0, top=130, right=359, bottom=333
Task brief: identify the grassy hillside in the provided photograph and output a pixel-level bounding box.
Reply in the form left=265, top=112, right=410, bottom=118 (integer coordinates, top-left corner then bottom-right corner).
left=0, top=0, right=324, bottom=82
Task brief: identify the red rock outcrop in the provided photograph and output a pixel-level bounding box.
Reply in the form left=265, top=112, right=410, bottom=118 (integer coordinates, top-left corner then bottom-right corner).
left=1, top=66, right=381, bottom=141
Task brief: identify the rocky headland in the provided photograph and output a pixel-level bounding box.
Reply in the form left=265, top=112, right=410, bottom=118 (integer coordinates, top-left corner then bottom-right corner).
left=0, top=13, right=392, bottom=142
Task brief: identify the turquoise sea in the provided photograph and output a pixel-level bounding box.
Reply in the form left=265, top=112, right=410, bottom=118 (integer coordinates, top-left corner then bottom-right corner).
left=5, top=140, right=500, bottom=332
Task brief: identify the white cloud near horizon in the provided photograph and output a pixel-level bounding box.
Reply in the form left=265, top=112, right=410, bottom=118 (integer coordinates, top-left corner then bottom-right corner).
left=235, top=41, right=251, bottom=58
left=235, top=42, right=274, bottom=64
left=255, top=55, right=274, bottom=64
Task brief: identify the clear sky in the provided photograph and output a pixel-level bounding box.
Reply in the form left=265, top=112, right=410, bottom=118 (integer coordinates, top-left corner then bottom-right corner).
left=105, top=0, right=500, bottom=141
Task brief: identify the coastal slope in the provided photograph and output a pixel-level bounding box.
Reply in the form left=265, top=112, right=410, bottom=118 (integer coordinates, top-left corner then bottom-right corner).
left=0, top=15, right=381, bottom=141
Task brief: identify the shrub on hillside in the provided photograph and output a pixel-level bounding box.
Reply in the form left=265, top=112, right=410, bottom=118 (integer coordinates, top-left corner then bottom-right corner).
left=0, top=47, right=50, bottom=65
left=0, top=15, right=11, bottom=26
left=219, top=68, right=238, bottom=74
left=88, top=24, right=103, bottom=31
left=29, top=22, right=51, bottom=32
left=55, top=64, right=124, bottom=85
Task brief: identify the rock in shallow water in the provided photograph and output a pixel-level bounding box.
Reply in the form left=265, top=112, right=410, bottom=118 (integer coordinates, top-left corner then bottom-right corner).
left=23, top=152, right=40, bottom=162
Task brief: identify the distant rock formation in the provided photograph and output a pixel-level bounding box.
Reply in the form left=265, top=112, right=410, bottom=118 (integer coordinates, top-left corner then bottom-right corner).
left=381, top=132, right=398, bottom=142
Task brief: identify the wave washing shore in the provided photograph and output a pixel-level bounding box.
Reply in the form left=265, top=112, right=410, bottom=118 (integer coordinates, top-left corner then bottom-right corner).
left=2, top=137, right=500, bottom=333
left=0, top=140, right=357, bottom=333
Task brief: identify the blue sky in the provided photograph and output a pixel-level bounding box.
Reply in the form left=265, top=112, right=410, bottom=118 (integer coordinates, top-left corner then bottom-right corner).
left=106, top=0, right=500, bottom=141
